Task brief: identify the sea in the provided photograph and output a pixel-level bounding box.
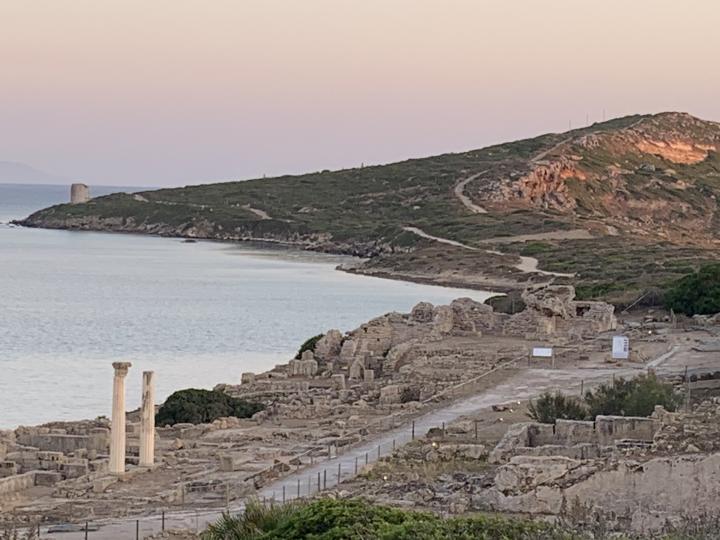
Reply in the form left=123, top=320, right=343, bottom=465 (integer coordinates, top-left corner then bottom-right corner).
left=0, top=183, right=494, bottom=429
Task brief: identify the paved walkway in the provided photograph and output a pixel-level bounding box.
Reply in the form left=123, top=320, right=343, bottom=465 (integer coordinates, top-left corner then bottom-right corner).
left=41, top=363, right=644, bottom=539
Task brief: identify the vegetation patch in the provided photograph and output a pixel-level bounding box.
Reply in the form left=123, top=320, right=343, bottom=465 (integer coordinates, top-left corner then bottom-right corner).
left=202, top=498, right=565, bottom=540
left=664, top=263, right=720, bottom=316
left=528, top=374, right=680, bottom=423
left=156, top=388, right=264, bottom=426
left=295, top=334, right=324, bottom=359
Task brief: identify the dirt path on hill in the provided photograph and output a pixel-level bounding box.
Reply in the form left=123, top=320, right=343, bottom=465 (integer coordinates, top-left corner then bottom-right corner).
left=241, top=204, right=271, bottom=220
left=477, top=229, right=593, bottom=244
left=403, top=226, right=575, bottom=278
left=454, top=171, right=489, bottom=214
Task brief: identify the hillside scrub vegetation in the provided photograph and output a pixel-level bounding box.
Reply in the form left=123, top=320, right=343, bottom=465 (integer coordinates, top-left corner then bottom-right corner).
left=155, top=389, right=264, bottom=426
left=664, top=263, right=720, bottom=316
left=201, top=498, right=568, bottom=540
left=295, top=334, right=324, bottom=359
left=528, top=374, right=680, bottom=423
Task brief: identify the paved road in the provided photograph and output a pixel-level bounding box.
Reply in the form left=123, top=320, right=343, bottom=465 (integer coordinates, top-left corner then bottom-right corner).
left=40, top=364, right=644, bottom=539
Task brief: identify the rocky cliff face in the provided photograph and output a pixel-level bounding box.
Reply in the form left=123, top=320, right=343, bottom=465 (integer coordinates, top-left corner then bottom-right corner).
left=477, top=112, right=720, bottom=243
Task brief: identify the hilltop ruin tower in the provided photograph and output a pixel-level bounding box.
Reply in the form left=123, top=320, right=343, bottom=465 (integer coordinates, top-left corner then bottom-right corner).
left=70, top=183, right=90, bottom=204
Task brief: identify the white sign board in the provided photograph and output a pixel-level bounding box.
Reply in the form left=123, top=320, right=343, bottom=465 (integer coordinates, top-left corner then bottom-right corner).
left=532, top=347, right=553, bottom=358
left=612, top=336, right=630, bottom=360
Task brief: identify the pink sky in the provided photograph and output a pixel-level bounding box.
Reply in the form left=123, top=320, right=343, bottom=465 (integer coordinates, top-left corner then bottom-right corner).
left=1, top=0, right=718, bottom=186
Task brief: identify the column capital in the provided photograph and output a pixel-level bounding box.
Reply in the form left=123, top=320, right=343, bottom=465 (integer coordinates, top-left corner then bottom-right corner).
left=112, top=362, right=132, bottom=377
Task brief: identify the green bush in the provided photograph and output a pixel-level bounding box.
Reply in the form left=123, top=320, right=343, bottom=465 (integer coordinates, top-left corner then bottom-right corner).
left=295, top=334, right=324, bottom=359
left=584, top=373, right=680, bottom=418
left=155, top=389, right=264, bottom=426
left=528, top=392, right=587, bottom=423
left=203, top=498, right=570, bottom=540
left=665, top=263, right=720, bottom=315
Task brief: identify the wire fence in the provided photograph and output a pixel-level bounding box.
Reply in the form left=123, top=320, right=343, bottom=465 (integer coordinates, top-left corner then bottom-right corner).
left=8, top=356, right=583, bottom=539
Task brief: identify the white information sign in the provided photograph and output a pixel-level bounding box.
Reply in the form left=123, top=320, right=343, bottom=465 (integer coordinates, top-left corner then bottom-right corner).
left=532, top=347, right=553, bottom=358
left=612, top=336, right=630, bottom=359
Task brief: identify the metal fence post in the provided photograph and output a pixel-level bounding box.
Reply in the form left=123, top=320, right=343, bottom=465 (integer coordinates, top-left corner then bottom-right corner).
left=162, top=511, right=165, bottom=532
left=411, top=421, right=415, bottom=440
left=136, top=519, right=139, bottom=540
left=84, top=522, right=89, bottom=540
left=297, top=478, right=301, bottom=498
left=337, top=462, right=341, bottom=484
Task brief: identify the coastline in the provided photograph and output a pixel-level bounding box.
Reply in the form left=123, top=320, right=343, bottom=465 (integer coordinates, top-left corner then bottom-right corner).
left=14, top=219, right=526, bottom=294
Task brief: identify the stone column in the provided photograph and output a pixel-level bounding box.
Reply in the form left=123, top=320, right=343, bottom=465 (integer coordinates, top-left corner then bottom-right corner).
left=109, top=362, right=131, bottom=475
left=139, top=371, right=156, bottom=467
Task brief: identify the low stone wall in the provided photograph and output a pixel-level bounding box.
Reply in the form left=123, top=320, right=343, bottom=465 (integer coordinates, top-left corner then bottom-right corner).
left=17, top=432, right=108, bottom=454
left=482, top=453, right=720, bottom=533
left=0, top=472, right=35, bottom=497
left=490, top=416, right=658, bottom=463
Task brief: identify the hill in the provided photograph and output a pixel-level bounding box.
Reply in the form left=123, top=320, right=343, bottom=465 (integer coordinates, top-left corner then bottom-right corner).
left=18, top=112, right=720, bottom=305
left=0, top=161, right=66, bottom=184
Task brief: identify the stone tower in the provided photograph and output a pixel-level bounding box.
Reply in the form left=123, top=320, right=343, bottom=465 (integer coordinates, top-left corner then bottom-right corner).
left=70, top=183, right=90, bottom=204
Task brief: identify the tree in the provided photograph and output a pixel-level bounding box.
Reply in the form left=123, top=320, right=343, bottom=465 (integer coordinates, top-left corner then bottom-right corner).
left=295, top=334, right=323, bottom=359
left=665, top=263, right=720, bottom=315
left=528, top=392, right=587, bottom=423
left=155, top=389, right=264, bottom=426
left=584, top=373, right=680, bottom=418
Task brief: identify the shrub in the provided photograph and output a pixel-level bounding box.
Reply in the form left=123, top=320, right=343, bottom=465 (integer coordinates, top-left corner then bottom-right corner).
left=528, top=392, right=587, bottom=423
left=155, top=388, right=264, bottom=426
left=584, top=373, right=680, bottom=418
left=203, top=498, right=570, bottom=539
left=665, top=263, right=720, bottom=315
left=295, top=334, right=324, bottom=359
left=400, top=386, right=421, bottom=403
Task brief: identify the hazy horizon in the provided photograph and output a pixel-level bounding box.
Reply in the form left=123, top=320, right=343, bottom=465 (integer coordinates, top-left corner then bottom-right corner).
left=2, top=0, right=719, bottom=187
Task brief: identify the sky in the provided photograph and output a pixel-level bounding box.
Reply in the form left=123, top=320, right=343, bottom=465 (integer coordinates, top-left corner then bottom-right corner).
left=1, top=0, right=719, bottom=187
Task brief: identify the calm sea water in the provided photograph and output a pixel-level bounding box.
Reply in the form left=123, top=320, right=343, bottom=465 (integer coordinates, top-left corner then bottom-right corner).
left=0, top=183, right=493, bottom=428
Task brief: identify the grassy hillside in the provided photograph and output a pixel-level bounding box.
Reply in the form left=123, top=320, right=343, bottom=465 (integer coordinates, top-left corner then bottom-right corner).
left=20, top=112, right=720, bottom=306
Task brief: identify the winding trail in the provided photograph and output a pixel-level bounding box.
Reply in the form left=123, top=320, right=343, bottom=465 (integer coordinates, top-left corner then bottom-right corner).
left=242, top=204, right=271, bottom=220
left=453, top=171, right=489, bottom=214
left=403, top=226, right=575, bottom=278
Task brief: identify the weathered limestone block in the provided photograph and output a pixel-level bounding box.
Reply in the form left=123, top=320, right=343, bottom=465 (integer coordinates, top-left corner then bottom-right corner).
left=34, top=471, right=62, bottom=486
left=287, top=354, right=319, bottom=377
left=595, top=415, right=657, bottom=445
left=410, top=302, right=434, bottom=323
left=385, top=342, right=415, bottom=372
left=241, top=372, right=256, bottom=385
left=314, top=329, right=344, bottom=360
left=363, top=369, right=375, bottom=383
left=0, top=461, right=17, bottom=478
left=332, top=374, right=346, bottom=390
left=349, top=359, right=364, bottom=380
left=380, top=384, right=403, bottom=405
left=0, top=472, right=35, bottom=496
left=494, top=455, right=601, bottom=495
left=554, top=419, right=596, bottom=445
left=522, top=285, right=576, bottom=319
left=431, top=306, right=455, bottom=335
left=339, top=339, right=358, bottom=363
